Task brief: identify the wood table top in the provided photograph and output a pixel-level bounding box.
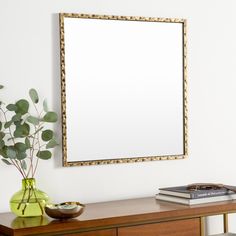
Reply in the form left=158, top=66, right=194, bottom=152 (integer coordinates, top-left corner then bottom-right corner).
left=1, top=197, right=236, bottom=235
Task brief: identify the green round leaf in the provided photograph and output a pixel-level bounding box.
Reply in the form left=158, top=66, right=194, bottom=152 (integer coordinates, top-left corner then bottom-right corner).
left=29, top=89, right=39, bottom=104
left=0, top=85, right=4, bottom=89
left=12, top=113, right=22, bottom=122
left=15, top=99, right=29, bottom=115
left=4, top=121, right=12, bottom=129
left=1, top=159, right=12, bottom=165
left=14, top=142, right=27, bottom=152
left=20, top=123, right=30, bottom=136
left=14, top=120, right=23, bottom=127
left=13, top=129, right=21, bottom=138
left=0, top=146, right=7, bottom=158
left=21, top=160, right=27, bottom=170
left=43, top=99, right=48, bottom=112
left=43, top=112, right=58, bottom=123
left=27, top=116, right=39, bottom=125
left=25, top=137, right=31, bottom=149
left=14, top=123, right=30, bottom=138
left=6, top=104, right=17, bottom=111
left=36, top=150, right=52, bottom=160
left=16, top=152, right=27, bottom=160
left=0, top=131, right=5, bottom=140
left=46, top=139, right=58, bottom=149
left=41, top=130, right=53, bottom=141
left=6, top=146, right=17, bottom=159
left=0, top=140, right=5, bottom=149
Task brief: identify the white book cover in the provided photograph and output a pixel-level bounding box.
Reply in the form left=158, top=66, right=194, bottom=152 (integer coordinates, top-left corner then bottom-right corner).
left=156, top=193, right=236, bottom=205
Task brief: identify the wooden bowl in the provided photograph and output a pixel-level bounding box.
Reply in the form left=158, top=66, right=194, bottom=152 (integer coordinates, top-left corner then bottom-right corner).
left=45, top=202, right=85, bottom=219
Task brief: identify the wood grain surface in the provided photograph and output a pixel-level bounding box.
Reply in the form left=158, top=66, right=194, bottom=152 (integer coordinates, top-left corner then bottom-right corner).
left=118, top=218, right=200, bottom=236
left=1, top=197, right=236, bottom=235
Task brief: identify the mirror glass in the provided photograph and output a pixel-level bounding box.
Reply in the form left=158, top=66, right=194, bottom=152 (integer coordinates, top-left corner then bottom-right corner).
left=60, top=14, right=187, bottom=166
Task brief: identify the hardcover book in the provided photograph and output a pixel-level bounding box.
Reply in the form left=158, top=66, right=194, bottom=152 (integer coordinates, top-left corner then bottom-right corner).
left=156, top=193, right=236, bottom=205
left=158, top=185, right=236, bottom=199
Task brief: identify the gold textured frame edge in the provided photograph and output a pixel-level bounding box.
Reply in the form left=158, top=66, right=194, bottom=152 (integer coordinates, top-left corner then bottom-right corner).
left=59, top=13, right=188, bottom=167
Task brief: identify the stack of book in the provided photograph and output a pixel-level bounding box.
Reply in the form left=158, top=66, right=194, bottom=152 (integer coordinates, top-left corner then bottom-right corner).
left=156, top=184, right=236, bottom=205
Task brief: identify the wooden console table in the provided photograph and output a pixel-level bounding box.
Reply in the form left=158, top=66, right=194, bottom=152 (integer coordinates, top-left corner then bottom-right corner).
left=0, top=197, right=236, bottom=236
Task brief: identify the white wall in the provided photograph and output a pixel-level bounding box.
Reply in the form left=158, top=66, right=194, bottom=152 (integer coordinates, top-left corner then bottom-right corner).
left=1, top=0, right=236, bottom=234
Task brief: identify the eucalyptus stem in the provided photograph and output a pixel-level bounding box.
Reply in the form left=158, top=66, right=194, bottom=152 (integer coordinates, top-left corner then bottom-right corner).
left=15, top=160, right=27, bottom=178
left=22, top=184, right=33, bottom=215
left=27, top=127, right=40, bottom=178
left=10, top=159, right=25, bottom=178
left=31, top=126, right=37, bottom=177
left=30, top=103, right=43, bottom=178
left=32, top=157, right=39, bottom=178
left=32, top=187, right=44, bottom=215
left=21, top=180, right=44, bottom=216
left=34, top=124, right=42, bottom=177
left=15, top=178, right=45, bottom=216
left=17, top=180, right=28, bottom=211
left=0, top=108, right=26, bottom=178
left=26, top=132, right=36, bottom=178
left=32, top=102, right=40, bottom=118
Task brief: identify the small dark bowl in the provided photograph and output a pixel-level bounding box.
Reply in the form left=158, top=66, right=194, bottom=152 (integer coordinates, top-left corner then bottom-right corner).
left=45, top=202, right=85, bottom=219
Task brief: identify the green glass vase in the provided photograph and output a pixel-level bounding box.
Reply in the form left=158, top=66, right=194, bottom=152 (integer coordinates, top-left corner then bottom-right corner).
left=10, top=178, right=50, bottom=217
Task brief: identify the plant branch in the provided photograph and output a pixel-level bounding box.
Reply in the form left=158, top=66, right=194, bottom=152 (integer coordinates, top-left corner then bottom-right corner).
left=32, top=155, right=39, bottom=177
left=0, top=108, right=27, bottom=178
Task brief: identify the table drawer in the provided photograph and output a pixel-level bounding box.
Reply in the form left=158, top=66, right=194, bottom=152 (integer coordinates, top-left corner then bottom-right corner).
left=66, top=229, right=116, bottom=236
left=118, top=218, right=200, bottom=236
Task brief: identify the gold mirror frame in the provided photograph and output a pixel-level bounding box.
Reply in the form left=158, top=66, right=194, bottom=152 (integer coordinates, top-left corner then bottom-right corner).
left=60, top=13, right=188, bottom=167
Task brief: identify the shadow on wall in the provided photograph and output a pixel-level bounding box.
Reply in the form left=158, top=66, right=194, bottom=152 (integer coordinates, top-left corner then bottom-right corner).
left=51, top=13, right=63, bottom=168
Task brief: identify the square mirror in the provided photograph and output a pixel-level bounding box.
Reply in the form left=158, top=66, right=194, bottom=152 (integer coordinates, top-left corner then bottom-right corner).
left=60, top=13, right=187, bottom=166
